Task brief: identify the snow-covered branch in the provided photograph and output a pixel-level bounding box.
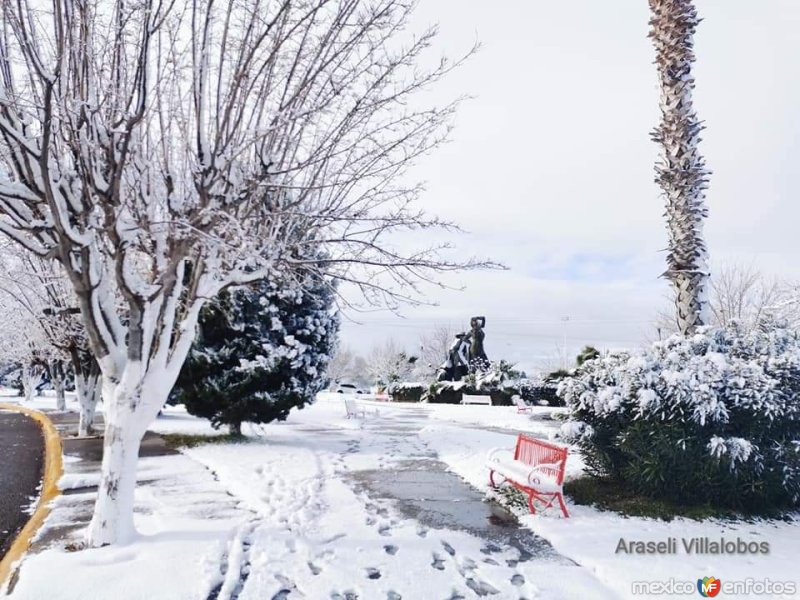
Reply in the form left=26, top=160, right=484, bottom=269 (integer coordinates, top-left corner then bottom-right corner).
left=0, top=0, right=486, bottom=546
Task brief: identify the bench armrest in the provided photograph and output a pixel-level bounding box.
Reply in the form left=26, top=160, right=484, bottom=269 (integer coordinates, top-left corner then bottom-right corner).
left=526, top=462, right=563, bottom=487
left=487, top=447, right=513, bottom=464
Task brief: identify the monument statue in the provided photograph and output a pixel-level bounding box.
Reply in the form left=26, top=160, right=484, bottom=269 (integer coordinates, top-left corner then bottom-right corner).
left=467, top=316, right=488, bottom=370
left=436, top=316, right=489, bottom=382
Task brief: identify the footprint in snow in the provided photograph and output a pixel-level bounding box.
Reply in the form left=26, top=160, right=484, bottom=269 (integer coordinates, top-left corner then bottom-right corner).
left=308, top=562, right=322, bottom=576
left=459, top=557, right=477, bottom=572
left=480, top=543, right=502, bottom=555
left=510, top=574, right=525, bottom=587
left=383, top=544, right=398, bottom=556
left=441, top=541, right=455, bottom=556
left=386, top=592, right=402, bottom=600
left=365, top=568, right=381, bottom=580
left=465, top=577, right=500, bottom=597
left=431, top=553, right=445, bottom=571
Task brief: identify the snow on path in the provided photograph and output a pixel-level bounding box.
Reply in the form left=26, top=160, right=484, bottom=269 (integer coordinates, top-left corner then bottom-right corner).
left=8, top=390, right=799, bottom=598
left=8, top=453, right=248, bottom=600
left=179, top=398, right=616, bottom=599
left=420, top=417, right=800, bottom=600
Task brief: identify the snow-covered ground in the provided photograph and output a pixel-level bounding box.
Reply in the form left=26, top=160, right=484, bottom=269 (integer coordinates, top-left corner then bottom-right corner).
left=420, top=419, right=800, bottom=599
left=5, top=392, right=800, bottom=599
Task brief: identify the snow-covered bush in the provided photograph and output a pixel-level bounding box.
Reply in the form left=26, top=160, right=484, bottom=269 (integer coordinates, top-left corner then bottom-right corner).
left=470, top=360, right=515, bottom=390
left=511, top=375, right=564, bottom=407
left=174, top=273, right=339, bottom=435
left=557, top=322, right=800, bottom=510
left=388, top=382, right=427, bottom=403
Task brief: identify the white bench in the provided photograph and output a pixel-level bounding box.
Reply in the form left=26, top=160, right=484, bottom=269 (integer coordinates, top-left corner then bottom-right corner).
left=514, top=395, right=532, bottom=413
left=461, top=394, right=492, bottom=405
left=344, top=398, right=367, bottom=419
left=344, top=398, right=379, bottom=419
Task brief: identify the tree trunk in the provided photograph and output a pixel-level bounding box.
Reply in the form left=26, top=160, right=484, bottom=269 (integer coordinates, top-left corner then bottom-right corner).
left=229, top=420, right=242, bottom=436
left=21, top=365, right=42, bottom=403
left=649, top=0, right=711, bottom=335
left=86, top=422, right=142, bottom=546
left=51, top=361, right=67, bottom=411
left=54, top=379, right=66, bottom=411
left=76, top=370, right=101, bottom=437
left=86, top=369, right=171, bottom=547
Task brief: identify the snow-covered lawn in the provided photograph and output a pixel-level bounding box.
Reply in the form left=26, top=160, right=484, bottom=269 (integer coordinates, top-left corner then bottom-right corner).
left=10, top=453, right=247, bottom=600
left=6, top=392, right=800, bottom=599
left=420, top=419, right=800, bottom=600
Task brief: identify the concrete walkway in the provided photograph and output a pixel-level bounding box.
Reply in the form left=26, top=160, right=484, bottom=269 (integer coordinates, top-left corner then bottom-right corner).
left=338, top=406, right=574, bottom=566
left=25, top=411, right=178, bottom=551
left=0, top=410, right=44, bottom=559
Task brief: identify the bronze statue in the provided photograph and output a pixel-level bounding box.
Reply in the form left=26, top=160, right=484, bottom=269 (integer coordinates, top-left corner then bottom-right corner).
left=436, top=316, right=489, bottom=382
left=468, top=316, right=488, bottom=370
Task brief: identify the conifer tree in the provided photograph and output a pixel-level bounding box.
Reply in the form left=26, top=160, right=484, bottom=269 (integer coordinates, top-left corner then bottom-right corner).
left=174, top=275, right=339, bottom=435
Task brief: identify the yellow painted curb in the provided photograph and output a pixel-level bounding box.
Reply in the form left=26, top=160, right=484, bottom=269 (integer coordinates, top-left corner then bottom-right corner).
left=0, top=403, right=63, bottom=590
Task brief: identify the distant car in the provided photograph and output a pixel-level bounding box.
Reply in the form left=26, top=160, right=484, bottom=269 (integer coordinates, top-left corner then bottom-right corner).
left=335, top=383, right=363, bottom=394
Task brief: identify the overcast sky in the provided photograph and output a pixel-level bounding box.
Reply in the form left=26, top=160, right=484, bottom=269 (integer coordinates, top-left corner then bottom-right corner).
left=338, top=0, right=800, bottom=374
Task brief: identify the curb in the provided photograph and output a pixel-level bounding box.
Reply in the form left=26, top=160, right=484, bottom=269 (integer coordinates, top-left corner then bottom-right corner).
left=0, top=403, right=63, bottom=591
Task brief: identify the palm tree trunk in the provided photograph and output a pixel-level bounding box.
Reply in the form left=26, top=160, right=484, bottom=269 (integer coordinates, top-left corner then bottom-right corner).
left=649, top=0, right=711, bottom=335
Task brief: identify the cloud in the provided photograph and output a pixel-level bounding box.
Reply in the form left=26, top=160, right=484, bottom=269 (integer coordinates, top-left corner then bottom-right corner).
left=339, top=0, right=800, bottom=373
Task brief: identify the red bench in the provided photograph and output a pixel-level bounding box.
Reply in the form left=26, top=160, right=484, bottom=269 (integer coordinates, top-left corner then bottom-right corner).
left=486, top=434, right=569, bottom=517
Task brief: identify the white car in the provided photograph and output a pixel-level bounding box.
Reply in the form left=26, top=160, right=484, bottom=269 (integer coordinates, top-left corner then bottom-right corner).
left=335, top=383, right=364, bottom=394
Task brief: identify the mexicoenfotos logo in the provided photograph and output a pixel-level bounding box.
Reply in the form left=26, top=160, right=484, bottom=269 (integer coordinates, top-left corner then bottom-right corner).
left=697, top=576, right=721, bottom=597
left=632, top=577, right=795, bottom=596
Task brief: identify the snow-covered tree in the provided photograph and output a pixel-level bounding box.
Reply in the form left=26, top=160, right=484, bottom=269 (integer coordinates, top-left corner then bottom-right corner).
left=174, top=272, right=338, bottom=435
left=0, top=1, right=485, bottom=546
left=417, top=324, right=457, bottom=380
left=327, top=346, right=369, bottom=389
left=649, top=0, right=711, bottom=335
left=0, top=249, right=64, bottom=403
left=0, top=246, right=101, bottom=429
left=366, top=339, right=418, bottom=389
left=0, top=298, right=49, bottom=403
left=652, top=262, right=798, bottom=340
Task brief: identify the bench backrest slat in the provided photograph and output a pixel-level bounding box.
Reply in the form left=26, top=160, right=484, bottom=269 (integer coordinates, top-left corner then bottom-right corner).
left=514, top=435, right=568, bottom=485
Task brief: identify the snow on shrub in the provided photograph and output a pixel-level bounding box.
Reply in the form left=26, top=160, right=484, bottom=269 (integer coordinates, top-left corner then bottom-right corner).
left=174, top=272, right=338, bottom=435
left=557, top=322, right=800, bottom=510
left=388, top=382, right=427, bottom=402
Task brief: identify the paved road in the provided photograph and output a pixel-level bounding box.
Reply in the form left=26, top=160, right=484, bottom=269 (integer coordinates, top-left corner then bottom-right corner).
left=0, top=410, right=44, bottom=559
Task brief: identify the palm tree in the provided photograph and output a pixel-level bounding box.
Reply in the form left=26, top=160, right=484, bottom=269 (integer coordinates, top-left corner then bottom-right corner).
left=649, top=0, right=711, bottom=335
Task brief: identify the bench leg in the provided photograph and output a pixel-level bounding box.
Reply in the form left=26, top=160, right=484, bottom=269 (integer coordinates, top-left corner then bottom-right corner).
left=527, top=492, right=538, bottom=515
left=489, top=470, right=501, bottom=489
